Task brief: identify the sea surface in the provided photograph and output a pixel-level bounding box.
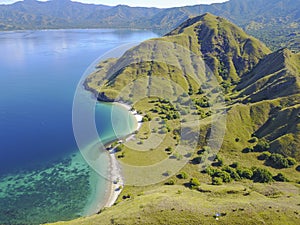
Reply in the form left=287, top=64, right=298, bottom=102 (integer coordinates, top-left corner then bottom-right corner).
left=0, top=29, right=158, bottom=224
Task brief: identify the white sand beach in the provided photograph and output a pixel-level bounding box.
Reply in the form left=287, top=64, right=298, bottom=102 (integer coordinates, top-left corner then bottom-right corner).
left=103, top=152, right=124, bottom=207
left=102, top=102, right=143, bottom=208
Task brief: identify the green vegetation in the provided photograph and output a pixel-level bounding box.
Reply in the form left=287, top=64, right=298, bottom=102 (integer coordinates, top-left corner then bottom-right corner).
left=48, top=184, right=300, bottom=225
left=50, top=12, right=300, bottom=225
left=266, top=153, right=297, bottom=169
left=252, top=167, right=274, bottom=183
left=189, top=178, right=201, bottom=189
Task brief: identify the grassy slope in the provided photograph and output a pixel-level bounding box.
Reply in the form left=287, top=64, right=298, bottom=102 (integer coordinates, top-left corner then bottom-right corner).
left=48, top=183, right=300, bottom=225
left=167, top=13, right=271, bottom=82
left=51, top=14, right=300, bottom=225
left=233, top=49, right=300, bottom=160
left=85, top=13, right=271, bottom=99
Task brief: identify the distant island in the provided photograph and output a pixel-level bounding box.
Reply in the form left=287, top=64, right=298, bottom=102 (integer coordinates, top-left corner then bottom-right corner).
left=47, top=12, right=300, bottom=225
left=0, top=0, right=299, bottom=52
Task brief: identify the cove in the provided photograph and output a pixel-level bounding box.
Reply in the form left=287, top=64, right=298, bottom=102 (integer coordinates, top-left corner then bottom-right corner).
left=0, top=29, right=158, bottom=224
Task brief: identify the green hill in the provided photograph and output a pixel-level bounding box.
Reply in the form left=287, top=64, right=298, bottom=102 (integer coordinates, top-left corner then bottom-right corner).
left=51, top=13, right=300, bottom=225
left=84, top=13, right=270, bottom=101
left=48, top=184, right=300, bottom=225
left=167, top=13, right=271, bottom=82
left=1, top=0, right=299, bottom=52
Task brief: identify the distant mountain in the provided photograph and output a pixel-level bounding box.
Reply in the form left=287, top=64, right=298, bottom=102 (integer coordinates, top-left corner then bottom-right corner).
left=0, top=0, right=299, bottom=52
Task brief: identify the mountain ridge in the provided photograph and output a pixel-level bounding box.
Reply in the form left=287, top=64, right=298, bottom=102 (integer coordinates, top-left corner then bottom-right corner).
left=0, top=0, right=299, bottom=52
left=84, top=13, right=300, bottom=162
left=49, top=12, right=300, bottom=225
left=50, top=13, right=300, bottom=225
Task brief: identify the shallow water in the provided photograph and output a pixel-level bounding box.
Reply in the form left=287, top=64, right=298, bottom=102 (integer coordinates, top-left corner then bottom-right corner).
left=0, top=29, right=157, bottom=224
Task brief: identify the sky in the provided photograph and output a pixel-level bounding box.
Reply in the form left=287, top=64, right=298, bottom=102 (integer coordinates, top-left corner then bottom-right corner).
left=0, top=0, right=229, bottom=8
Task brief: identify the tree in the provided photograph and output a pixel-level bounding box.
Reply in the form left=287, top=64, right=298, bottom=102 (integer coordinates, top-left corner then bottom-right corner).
left=192, top=156, right=202, bottom=164
left=258, top=152, right=271, bottom=160
left=267, top=153, right=296, bottom=169
left=252, top=167, right=273, bottom=183
left=190, top=178, right=200, bottom=188
left=248, top=137, right=258, bottom=143
left=237, top=168, right=253, bottom=179
left=253, top=138, right=270, bottom=152
left=287, top=157, right=297, bottom=166
left=222, top=166, right=241, bottom=181
left=177, top=171, right=188, bottom=179
left=230, top=162, right=239, bottom=168
left=212, top=177, right=223, bottom=185
left=213, top=170, right=232, bottom=183
left=165, top=147, right=173, bottom=152
left=165, top=179, right=175, bottom=185
left=273, top=173, right=289, bottom=182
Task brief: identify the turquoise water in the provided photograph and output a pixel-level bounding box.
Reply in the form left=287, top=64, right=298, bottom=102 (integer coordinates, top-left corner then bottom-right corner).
left=0, top=29, right=157, bottom=224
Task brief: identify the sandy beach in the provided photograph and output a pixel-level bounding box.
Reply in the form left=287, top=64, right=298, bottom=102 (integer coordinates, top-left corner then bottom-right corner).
left=103, top=152, right=124, bottom=207
left=102, top=102, right=143, bottom=208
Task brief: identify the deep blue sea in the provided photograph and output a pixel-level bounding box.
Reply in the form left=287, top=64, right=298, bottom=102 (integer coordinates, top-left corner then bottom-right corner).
left=0, top=29, right=157, bottom=224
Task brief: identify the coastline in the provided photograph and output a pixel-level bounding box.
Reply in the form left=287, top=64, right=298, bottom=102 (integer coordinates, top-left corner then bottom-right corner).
left=101, top=101, right=142, bottom=209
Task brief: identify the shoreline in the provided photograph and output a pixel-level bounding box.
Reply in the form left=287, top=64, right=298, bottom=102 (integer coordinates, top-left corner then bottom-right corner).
left=100, top=101, right=143, bottom=209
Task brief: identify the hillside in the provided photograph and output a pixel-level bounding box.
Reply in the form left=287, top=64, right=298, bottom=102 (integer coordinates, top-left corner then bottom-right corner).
left=48, top=184, right=300, bottom=225
left=85, top=13, right=300, bottom=160
left=62, top=13, right=300, bottom=224
left=85, top=13, right=271, bottom=99
left=0, top=0, right=299, bottom=52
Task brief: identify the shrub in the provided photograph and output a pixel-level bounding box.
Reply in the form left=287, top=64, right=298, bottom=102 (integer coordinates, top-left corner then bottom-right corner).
left=142, top=116, right=149, bottom=122
left=273, top=173, right=289, bottom=182
left=214, top=155, right=224, bottom=167
left=213, top=170, right=232, bottom=183
left=204, top=166, right=216, bottom=176
left=190, top=178, right=201, bottom=188
left=212, top=177, right=223, bottom=185
left=165, top=147, right=173, bottom=153
left=267, top=153, right=296, bottom=169
left=252, top=167, right=273, bottom=183
left=177, top=171, right=188, bottom=179
left=258, top=152, right=271, bottom=160
left=222, top=166, right=240, bottom=181
left=218, top=158, right=224, bottom=167
left=237, top=168, right=253, bottom=179
left=248, top=137, right=258, bottom=143
left=287, top=157, right=297, bottom=166
left=118, top=152, right=125, bottom=158
left=165, top=179, right=175, bottom=185
left=253, top=138, right=270, bottom=152
left=230, top=162, right=239, bottom=168
left=242, top=147, right=253, bottom=153
left=192, top=156, right=202, bottom=164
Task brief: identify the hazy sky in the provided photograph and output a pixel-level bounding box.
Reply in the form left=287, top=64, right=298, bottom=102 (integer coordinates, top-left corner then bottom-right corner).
left=1, top=0, right=229, bottom=8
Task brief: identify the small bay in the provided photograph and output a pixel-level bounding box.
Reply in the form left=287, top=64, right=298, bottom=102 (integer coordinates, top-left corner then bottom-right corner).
left=0, top=29, right=158, bottom=224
